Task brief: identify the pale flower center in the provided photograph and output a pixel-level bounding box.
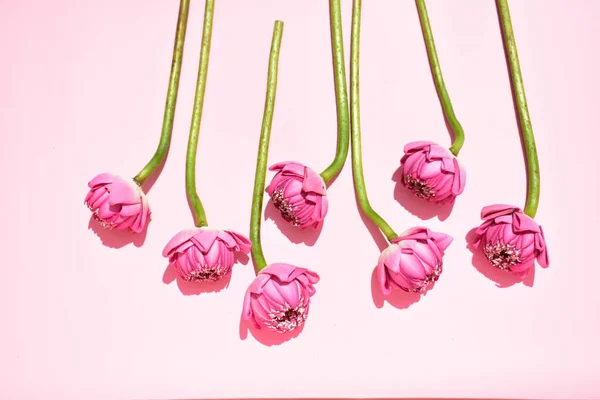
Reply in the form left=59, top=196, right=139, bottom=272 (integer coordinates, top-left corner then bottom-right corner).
left=404, top=174, right=436, bottom=200
left=407, top=265, right=442, bottom=293
left=271, top=189, right=299, bottom=226
left=483, top=241, right=521, bottom=270
left=267, top=301, right=308, bottom=333
left=185, top=265, right=229, bottom=282
left=92, top=212, right=115, bottom=230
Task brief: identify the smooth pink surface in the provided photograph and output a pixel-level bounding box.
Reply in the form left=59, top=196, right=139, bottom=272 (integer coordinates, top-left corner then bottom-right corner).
left=1, top=0, right=599, bottom=399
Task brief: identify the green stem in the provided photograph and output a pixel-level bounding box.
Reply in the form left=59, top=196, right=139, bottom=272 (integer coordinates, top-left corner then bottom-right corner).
left=186, top=0, right=215, bottom=228
left=250, top=21, right=284, bottom=272
left=497, top=0, right=539, bottom=218
left=415, top=0, right=465, bottom=156
left=350, top=0, right=397, bottom=242
left=134, top=0, right=190, bottom=185
left=320, top=0, right=350, bottom=185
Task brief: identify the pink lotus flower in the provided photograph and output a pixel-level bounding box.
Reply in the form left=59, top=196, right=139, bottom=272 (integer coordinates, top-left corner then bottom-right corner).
left=399, top=141, right=466, bottom=204
left=163, top=228, right=251, bottom=282
left=266, top=161, right=328, bottom=229
left=473, top=205, right=549, bottom=278
left=85, top=173, right=150, bottom=233
left=377, top=227, right=452, bottom=294
left=242, top=263, right=319, bottom=333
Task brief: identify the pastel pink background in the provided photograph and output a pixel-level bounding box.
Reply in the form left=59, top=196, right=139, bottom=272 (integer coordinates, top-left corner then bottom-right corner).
left=1, top=0, right=599, bottom=399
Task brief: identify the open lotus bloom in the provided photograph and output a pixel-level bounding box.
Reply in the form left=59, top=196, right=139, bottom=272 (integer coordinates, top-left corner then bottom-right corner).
left=473, top=205, right=549, bottom=278
left=377, top=227, right=453, bottom=294
left=163, top=228, right=251, bottom=282
left=85, top=173, right=150, bottom=233
left=242, top=263, right=320, bottom=333
left=399, top=141, right=466, bottom=204
left=266, top=161, right=328, bottom=229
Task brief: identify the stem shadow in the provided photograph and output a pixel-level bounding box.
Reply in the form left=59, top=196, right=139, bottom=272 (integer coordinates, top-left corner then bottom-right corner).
left=392, top=167, right=454, bottom=221
left=87, top=215, right=148, bottom=248
left=264, top=201, right=323, bottom=246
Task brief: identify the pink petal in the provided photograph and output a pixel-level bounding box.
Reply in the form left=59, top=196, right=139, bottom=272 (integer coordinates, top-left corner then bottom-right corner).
left=376, top=262, right=392, bottom=296
left=302, top=167, right=327, bottom=195
left=162, top=228, right=202, bottom=258
left=481, top=204, right=520, bottom=221
left=403, top=141, right=434, bottom=153
left=189, top=229, right=219, bottom=253
left=88, top=173, right=115, bottom=188
left=430, top=231, right=453, bottom=252
left=224, top=230, right=252, bottom=253
left=109, top=178, right=139, bottom=205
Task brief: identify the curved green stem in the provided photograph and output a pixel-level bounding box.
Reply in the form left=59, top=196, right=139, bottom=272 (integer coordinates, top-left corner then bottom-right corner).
left=415, top=0, right=465, bottom=156
left=497, top=0, right=539, bottom=218
left=186, top=0, right=215, bottom=227
left=134, top=0, right=190, bottom=185
left=320, top=0, right=350, bottom=185
left=350, top=0, right=397, bottom=242
left=250, top=21, right=284, bottom=272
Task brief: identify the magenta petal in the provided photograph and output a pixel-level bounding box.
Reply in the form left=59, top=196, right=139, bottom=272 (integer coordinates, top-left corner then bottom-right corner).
left=513, top=212, right=541, bottom=234
left=189, top=229, right=219, bottom=252
left=162, top=229, right=201, bottom=257
left=427, top=143, right=450, bottom=160
left=398, top=253, right=426, bottom=280
left=276, top=280, right=300, bottom=308
left=430, top=231, right=453, bottom=252
left=481, top=204, right=520, bottom=220
left=88, top=173, right=115, bottom=188
left=537, top=226, right=549, bottom=268
left=302, top=167, right=327, bottom=195
left=376, top=262, right=392, bottom=296
left=109, top=178, right=139, bottom=205
left=279, top=162, right=306, bottom=177
left=403, top=141, right=434, bottom=153
left=225, top=231, right=252, bottom=253
left=396, top=227, right=430, bottom=242
left=261, top=263, right=301, bottom=283
left=269, top=161, right=301, bottom=172
left=242, top=289, right=254, bottom=320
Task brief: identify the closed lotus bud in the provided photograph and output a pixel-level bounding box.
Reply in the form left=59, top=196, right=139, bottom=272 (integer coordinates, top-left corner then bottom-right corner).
left=163, top=228, right=251, bottom=282
left=399, top=141, right=466, bottom=204
left=84, top=173, right=150, bottom=233
left=242, top=263, right=319, bottom=333
left=266, top=161, right=328, bottom=229
left=377, top=227, right=452, bottom=294
left=473, top=205, right=549, bottom=278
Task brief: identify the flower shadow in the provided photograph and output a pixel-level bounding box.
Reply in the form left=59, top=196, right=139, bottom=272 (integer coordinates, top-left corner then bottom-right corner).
left=392, top=168, right=454, bottom=221
left=264, top=201, right=322, bottom=246
left=162, top=263, right=231, bottom=295
left=370, top=268, right=421, bottom=309
left=87, top=216, right=148, bottom=248
left=465, top=228, right=534, bottom=288
left=238, top=317, right=304, bottom=346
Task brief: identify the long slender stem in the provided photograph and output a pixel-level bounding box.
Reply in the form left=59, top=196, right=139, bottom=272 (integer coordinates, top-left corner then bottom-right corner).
left=497, top=0, right=539, bottom=218
left=250, top=21, right=284, bottom=272
left=134, top=0, right=190, bottom=185
left=415, top=0, right=465, bottom=156
left=350, top=0, right=397, bottom=242
left=186, top=0, right=215, bottom=227
left=320, top=0, right=350, bottom=185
